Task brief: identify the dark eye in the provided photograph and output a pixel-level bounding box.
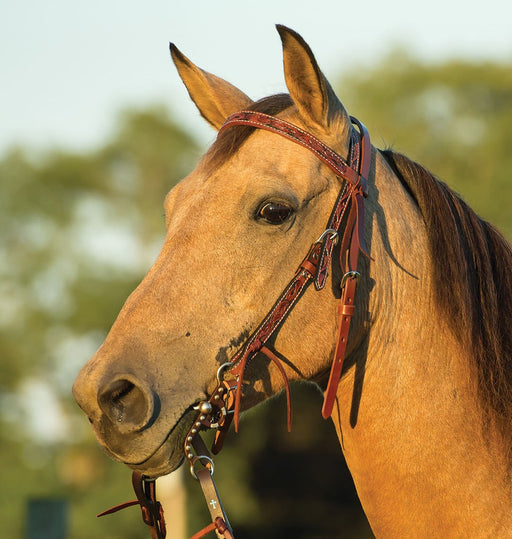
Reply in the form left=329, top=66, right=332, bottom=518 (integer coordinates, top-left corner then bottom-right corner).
left=257, top=202, right=294, bottom=225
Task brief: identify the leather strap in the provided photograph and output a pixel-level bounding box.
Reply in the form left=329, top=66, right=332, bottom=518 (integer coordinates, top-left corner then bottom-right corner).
left=195, top=470, right=233, bottom=539
left=98, top=472, right=166, bottom=539
left=190, top=517, right=233, bottom=539
left=322, top=275, right=358, bottom=418
left=221, top=111, right=366, bottom=191
left=228, top=241, right=323, bottom=431
left=260, top=345, right=292, bottom=431
left=321, top=117, right=371, bottom=418
left=131, top=473, right=166, bottom=539
left=191, top=437, right=233, bottom=538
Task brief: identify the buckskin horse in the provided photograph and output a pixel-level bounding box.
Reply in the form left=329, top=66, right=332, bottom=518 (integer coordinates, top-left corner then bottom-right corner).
left=73, top=25, right=512, bottom=538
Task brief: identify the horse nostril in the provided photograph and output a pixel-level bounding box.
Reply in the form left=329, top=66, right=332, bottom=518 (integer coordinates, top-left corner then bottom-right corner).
left=110, top=379, right=135, bottom=407
left=98, top=376, right=155, bottom=434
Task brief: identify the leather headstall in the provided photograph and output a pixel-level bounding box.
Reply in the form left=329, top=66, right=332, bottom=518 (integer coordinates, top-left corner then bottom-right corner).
left=102, top=112, right=371, bottom=539
left=182, top=111, right=371, bottom=538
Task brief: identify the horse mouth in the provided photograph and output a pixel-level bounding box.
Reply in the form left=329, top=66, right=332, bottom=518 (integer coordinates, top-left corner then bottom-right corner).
left=107, top=404, right=200, bottom=479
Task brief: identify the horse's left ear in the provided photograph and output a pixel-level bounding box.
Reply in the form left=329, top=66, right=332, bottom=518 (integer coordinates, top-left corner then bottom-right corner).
left=170, top=43, right=253, bottom=130
left=277, top=25, right=350, bottom=143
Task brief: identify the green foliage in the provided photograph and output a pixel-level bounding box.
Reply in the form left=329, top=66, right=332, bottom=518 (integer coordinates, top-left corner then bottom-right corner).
left=1, top=55, right=510, bottom=538
left=0, top=106, right=199, bottom=537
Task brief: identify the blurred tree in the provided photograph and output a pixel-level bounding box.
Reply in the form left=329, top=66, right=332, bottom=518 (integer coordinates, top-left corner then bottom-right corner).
left=339, top=51, right=512, bottom=239
left=0, top=53, right=510, bottom=539
left=0, top=106, right=199, bottom=538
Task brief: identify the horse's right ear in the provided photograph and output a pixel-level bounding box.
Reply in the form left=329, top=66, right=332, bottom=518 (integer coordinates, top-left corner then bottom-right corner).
left=276, top=25, right=350, bottom=145
left=170, top=44, right=253, bottom=130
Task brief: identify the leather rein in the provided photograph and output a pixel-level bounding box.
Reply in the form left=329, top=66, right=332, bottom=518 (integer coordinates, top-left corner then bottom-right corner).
left=100, top=111, right=371, bottom=539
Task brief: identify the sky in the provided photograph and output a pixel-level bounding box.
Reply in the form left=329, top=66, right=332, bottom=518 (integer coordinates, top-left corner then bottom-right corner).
left=1, top=0, right=511, bottom=155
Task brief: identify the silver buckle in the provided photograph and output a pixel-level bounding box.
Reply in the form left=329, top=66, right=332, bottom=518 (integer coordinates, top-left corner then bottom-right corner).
left=340, top=271, right=360, bottom=289
left=316, top=228, right=338, bottom=244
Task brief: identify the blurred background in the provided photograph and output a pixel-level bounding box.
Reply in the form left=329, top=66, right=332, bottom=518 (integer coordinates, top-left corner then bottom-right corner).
left=1, top=1, right=511, bottom=537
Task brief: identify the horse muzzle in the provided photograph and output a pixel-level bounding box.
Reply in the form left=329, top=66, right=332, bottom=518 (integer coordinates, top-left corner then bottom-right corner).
left=73, top=360, right=204, bottom=476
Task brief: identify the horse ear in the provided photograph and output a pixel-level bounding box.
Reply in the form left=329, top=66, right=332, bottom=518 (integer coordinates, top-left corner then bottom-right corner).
left=276, top=25, right=350, bottom=140
left=170, top=44, right=253, bottom=130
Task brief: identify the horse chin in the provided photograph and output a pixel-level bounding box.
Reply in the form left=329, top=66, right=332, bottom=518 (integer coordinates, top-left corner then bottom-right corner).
left=127, top=442, right=185, bottom=479
left=122, top=406, right=198, bottom=479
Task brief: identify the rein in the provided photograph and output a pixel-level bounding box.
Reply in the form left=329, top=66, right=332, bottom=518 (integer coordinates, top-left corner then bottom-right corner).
left=100, top=111, right=371, bottom=539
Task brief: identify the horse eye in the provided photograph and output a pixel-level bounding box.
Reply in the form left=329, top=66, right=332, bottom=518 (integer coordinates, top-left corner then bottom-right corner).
left=257, top=202, right=293, bottom=225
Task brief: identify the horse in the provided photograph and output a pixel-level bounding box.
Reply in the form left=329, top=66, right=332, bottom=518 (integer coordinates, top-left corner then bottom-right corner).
left=73, top=25, right=512, bottom=537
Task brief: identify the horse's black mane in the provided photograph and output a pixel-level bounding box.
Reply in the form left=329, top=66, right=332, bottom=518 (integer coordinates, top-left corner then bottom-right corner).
left=383, top=150, right=512, bottom=448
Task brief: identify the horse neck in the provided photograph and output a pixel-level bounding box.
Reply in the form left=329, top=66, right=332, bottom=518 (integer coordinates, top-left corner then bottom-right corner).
left=330, top=153, right=512, bottom=537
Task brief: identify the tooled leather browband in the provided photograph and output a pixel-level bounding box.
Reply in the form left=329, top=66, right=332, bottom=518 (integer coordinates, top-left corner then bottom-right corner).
left=221, top=111, right=368, bottom=195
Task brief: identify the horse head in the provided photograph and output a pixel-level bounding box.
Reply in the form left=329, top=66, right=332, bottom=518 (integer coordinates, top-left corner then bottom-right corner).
left=73, top=26, right=368, bottom=478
